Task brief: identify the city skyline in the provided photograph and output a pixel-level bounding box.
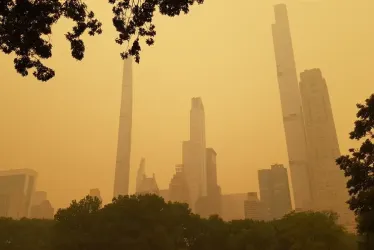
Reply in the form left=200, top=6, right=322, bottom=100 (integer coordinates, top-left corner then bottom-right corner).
left=0, top=0, right=373, bottom=210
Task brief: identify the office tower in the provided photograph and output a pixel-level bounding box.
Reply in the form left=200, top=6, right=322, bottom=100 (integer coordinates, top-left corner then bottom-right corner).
left=299, top=69, right=355, bottom=230
left=31, top=191, right=47, bottom=207
left=136, top=158, right=146, bottom=193
left=221, top=193, right=247, bottom=221
left=183, top=97, right=207, bottom=210
left=258, top=169, right=272, bottom=220
left=30, top=200, right=54, bottom=219
left=244, top=192, right=265, bottom=221
left=89, top=188, right=103, bottom=204
left=0, top=169, right=37, bottom=218
left=136, top=173, right=159, bottom=195
left=196, top=148, right=221, bottom=217
left=169, top=164, right=189, bottom=204
left=259, top=164, right=292, bottom=220
left=113, top=58, right=133, bottom=197
left=271, top=4, right=311, bottom=209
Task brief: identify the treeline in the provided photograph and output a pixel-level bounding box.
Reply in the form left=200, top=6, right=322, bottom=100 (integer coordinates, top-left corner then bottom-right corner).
left=0, top=194, right=357, bottom=250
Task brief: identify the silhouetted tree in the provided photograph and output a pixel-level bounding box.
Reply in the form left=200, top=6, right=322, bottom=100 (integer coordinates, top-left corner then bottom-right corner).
left=0, top=0, right=204, bottom=81
left=336, top=94, right=374, bottom=248
left=0, top=195, right=358, bottom=250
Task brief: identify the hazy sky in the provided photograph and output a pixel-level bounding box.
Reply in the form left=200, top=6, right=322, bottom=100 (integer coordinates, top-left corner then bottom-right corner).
left=0, top=0, right=373, bottom=209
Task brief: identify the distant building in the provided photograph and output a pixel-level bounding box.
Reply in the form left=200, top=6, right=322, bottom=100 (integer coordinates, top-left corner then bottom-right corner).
left=0, top=169, right=37, bottom=219
left=258, top=164, right=292, bottom=220
left=221, top=193, right=247, bottom=221
left=196, top=148, right=222, bottom=217
left=300, top=68, right=355, bottom=230
left=271, top=3, right=312, bottom=210
left=30, top=200, right=54, bottom=219
left=159, top=189, right=169, bottom=202
left=31, top=191, right=47, bottom=207
left=137, top=174, right=159, bottom=195
left=169, top=164, right=189, bottom=204
left=89, top=188, right=103, bottom=205
left=136, top=158, right=146, bottom=193
left=113, top=58, right=133, bottom=197
left=183, top=97, right=207, bottom=211
left=244, top=192, right=265, bottom=221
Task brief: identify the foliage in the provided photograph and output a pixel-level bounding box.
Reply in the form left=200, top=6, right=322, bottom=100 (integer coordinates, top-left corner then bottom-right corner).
left=0, top=0, right=204, bottom=81
left=0, top=194, right=358, bottom=250
left=336, top=94, right=374, bottom=247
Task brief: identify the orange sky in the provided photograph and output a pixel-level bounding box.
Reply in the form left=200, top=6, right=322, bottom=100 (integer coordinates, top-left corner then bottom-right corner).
left=0, top=0, right=373, bottom=209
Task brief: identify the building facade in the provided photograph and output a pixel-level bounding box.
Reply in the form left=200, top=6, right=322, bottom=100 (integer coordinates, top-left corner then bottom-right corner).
left=0, top=169, right=37, bottom=218
left=299, top=68, right=354, bottom=229
left=271, top=4, right=312, bottom=210
left=114, top=58, right=133, bottom=197
left=169, top=164, right=190, bottom=204
left=244, top=192, right=265, bottom=221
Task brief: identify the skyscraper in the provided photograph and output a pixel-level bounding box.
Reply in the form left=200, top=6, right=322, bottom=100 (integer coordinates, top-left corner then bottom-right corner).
left=0, top=169, right=37, bottom=218
left=299, top=68, right=354, bottom=229
left=244, top=192, right=265, bottom=221
left=258, top=164, right=292, bottom=220
left=136, top=158, right=146, bottom=193
left=113, top=58, right=133, bottom=197
left=182, top=97, right=207, bottom=210
left=271, top=4, right=312, bottom=210
left=169, top=164, right=189, bottom=204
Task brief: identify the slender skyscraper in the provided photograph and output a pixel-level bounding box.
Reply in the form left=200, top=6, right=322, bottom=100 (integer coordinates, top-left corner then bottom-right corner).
left=182, top=97, right=207, bottom=210
left=271, top=4, right=311, bottom=209
left=113, top=59, right=133, bottom=197
left=300, top=68, right=354, bottom=230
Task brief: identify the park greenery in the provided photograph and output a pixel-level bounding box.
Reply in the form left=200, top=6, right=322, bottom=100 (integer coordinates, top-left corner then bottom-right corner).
left=0, top=0, right=204, bottom=81
left=0, top=194, right=358, bottom=250
left=336, top=93, right=374, bottom=249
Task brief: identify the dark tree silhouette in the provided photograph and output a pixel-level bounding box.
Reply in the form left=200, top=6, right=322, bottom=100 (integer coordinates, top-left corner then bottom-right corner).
left=0, top=0, right=204, bottom=81
left=336, top=94, right=374, bottom=243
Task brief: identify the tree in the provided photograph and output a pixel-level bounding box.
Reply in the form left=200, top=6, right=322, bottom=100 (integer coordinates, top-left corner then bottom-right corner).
left=0, top=0, right=204, bottom=81
left=336, top=94, right=374, bottom=247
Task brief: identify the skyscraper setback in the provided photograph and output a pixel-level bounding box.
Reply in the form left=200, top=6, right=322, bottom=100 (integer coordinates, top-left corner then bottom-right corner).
left=113, top=59, right=133, bottom=197
left=271, top=4, right=311, bottom=210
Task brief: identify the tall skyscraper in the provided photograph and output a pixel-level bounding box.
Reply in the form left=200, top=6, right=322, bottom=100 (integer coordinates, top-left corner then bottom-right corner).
left=258, top=164, right=292, bottom=220
left=299, top=68, right=354, bottom=229
left=136, top=158, right=146, bottom=193
left=182, top=97, right=207, bottom=210
left=0, top=169, right=37, bottom=218
left=136, top=174, right=159, bottom=196
left=113, top=58, right=133, bottom=197
left=271, top=4, right=311, bottom=209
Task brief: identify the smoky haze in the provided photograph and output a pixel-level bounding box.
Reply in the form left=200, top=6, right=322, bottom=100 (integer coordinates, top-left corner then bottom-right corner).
left=0, top=0, right=373, bottom=216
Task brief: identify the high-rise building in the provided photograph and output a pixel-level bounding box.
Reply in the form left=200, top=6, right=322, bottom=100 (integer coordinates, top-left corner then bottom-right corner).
left=31, top=191, right=47, bottom=207
left=0, top=169, right=37, bottom=218
left=258, top=164, right=292, bottom=220
left=182, top=97, right=207, bottom=210
left=136, top=174, right=159, bottom=195
left=271, top=4, right=312, bottom=210
left=196, top=148, right=221, bottom=217
left=299, top=68, right=355, bottom=230
left=244, top=192, right=265, bottom=221
left=136, top=158, right=146, bottom=193
left=221, top=193, right=247, bottom=221
left=169, top=164, right=189, bottom=204
left=89, top=188, right=103, bottom=204
left=113, top=58, right=133, bottom=198
left=30, top=200, right=54, bottom=219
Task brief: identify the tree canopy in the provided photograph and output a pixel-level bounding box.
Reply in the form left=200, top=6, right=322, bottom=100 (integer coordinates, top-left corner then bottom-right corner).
left=336, top=94, right=374, bottom=247
left=0, top=0, right=204, bottom=81
left=0, top=194, right=358, bottom=250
